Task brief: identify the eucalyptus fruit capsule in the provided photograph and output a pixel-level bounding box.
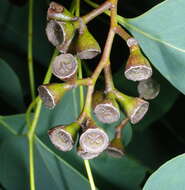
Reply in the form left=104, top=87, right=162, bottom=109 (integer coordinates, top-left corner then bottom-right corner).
left=75, top=23, right=101, bottom=59
left=124, top=45, right=152, bottom=81
left=77, top=146, right=100, bottom=160
left=48, top=122, right=80, bottom=151
left=106, top=118, right=128, bottom=158
left=52, top=53, right=78, bottom=81
left=38, top=83, right=73, bottom=109
left=46, top=20, right=75, bottom=53
left=79, top=119, right=109, bottom=153
left=93, top=91, right=120, bottom=124
left=137, top=78, right=160, bottom=100
left=115, top=90, right=149, bottom=124
left=106, top=138, right=125, bottom=158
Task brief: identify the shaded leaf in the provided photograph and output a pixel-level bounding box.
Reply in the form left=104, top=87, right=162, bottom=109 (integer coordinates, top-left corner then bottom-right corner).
left=0, top=58, right=25, bottom=111
left=0, top=0, right=52, bottom=66
left=143, top=154, right=185, bottom=190
left=0, top=136, right=29, bottom=190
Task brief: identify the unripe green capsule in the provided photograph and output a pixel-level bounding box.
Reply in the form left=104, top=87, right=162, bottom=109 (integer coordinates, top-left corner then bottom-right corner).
left=74, top=24, right=101, bottom=59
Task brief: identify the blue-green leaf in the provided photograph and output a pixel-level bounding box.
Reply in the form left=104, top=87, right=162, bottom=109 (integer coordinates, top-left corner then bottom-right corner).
left=0, top=58, right=25, bottom=111
left=143, top=154, right=185, bottom=190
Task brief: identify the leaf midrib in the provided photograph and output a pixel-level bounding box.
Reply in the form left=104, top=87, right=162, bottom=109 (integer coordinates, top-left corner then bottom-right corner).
left=118, top=17, right=185, bottom=53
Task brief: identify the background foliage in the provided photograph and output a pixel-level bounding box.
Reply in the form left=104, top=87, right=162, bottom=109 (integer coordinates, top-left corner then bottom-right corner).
left=0, top=0, right=185, bottom=189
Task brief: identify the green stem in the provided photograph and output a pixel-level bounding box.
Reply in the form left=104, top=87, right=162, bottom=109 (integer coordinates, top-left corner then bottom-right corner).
left=78, top=59, right=84, bottom=110
left=26, top=97, right=39, bottom=127
left=26, top=49, right=59, bottom=128
left=82, top=1, right=112, bottom=23
left=27, top=49, right=58, bottom=190
left=43, top=49, right=59, bottom=84
left=28, top=136, right=36, bottom=190
left=28, top=0, right=35, bottom=101
left=84, top=160, right=96, bottom=190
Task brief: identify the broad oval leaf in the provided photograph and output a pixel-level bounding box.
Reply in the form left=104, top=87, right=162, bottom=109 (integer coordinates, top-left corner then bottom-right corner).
left=118, top=0, right=185, bottom=94
left=143, top=154, right=185, bottom=190
left=0, top=58, right=25, bottom=111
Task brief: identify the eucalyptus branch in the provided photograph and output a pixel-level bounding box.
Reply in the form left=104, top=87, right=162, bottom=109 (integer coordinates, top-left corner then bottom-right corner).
left=82, top=1, right=112, bottom=23
left=115, top=25, right=132, bottom=41
left=76, top=0, right=118, bottom=125
left=115, top=117, right=129, bottom=138
left=104, top=61, right=115, bottom=92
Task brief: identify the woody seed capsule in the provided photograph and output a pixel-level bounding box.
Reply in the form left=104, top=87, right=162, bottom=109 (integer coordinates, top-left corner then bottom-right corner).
left=46, top=20, right=75, bottom=53
left=52, top=53, right=78, bottom=81
left=93, top=91, right=120, bottom=124
left=137, top=78, right=160, bottom=100
left=38, top=83, right=72, bottom=109
left=48, top=122, right=80, bottom=151
left=79, top=119, right=109, bottom=153
left=75, top=24, right=101, bottom=59
left=106, top=138, right=125, bottom=158
left=115, top=91, right=149, bottom=124
left=124, top=46, right=152, bottom=81
left=77, top=146, right=100, bottom=160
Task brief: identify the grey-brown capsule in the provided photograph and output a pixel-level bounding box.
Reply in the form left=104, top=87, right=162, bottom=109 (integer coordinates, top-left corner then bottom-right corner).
left=46, top=20, right=75, bottom=53
left=106, top=145, right=125, bottom=158
left=137, top=78, right=160, bottom=100
left=128, top=98, right=149, bottom=124
left=48, top=126, right=74, bottom=151
left=93, top=91, right=120, bottom=124
left=94, top=103, right=120, bottom=124
left=115, top=91, right=149, bottom=124
left=38, top=83, right=71, bottom=109
left=52, top=53, right=78, bottom=80
left=124, top=46, right=152, bottom=81
left=79, top=120, right=109, bottom=153
left=77, top=146, right=100, bottom=160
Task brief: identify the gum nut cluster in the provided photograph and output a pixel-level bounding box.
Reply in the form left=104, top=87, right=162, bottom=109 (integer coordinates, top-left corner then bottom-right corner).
left=37, top=1, right=160, bottom=160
